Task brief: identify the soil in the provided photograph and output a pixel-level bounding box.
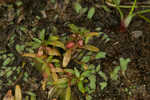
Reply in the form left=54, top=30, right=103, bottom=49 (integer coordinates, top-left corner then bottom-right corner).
left=0, top=0, right=150, bottom=100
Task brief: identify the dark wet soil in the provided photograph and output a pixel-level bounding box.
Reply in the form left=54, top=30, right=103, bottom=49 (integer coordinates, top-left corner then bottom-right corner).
left=0, top=0, right=150, bottom=100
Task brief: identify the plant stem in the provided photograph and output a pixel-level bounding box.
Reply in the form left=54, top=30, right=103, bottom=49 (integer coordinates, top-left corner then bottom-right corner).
left=129, top=0, right=136, bottom=16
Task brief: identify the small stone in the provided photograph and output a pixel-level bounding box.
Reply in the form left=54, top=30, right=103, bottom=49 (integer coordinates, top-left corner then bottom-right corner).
left=131, top=30, right=143, bottom=39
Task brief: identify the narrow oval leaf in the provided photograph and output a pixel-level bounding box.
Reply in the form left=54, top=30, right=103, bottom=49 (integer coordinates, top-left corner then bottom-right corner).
left=63, top=49, right=72, bottom=67
left=52, top=72, right=58, bottom=81
left=84, top=32, right=99, bottom=37
left=48, top=63, right=58, bottom=81
left=87, top=7, right=95, bottom=19
left=77, top=81, right=85, bottom=94
left=15, top=85, right=22, bottom=100
left=74, top=68, right=80, bottom=78
left=53, top=78, right=68, bottom=85
left=30, top=96, right=36, bottom=100
left=64, top=69, right=75, bottom=74
left=46, top=47, right=61, bottom=56
left=81, top=71, right=91, bottom=78
left=65, top=86, right=71, bottom=100
left=39, top=29, right=45, bottom=41
left=74, top=2, right=82, bottom=13
left=83, top=45, right=99, bottom=52
left=22, top=53, right=36, bottom=58
left=88, top=75, right=96, bottom=90
left=95, top=52, right=106, bottom=59
left=46, top=41, right=65, bottom=50
left=49, top=35, right=59, bottom=41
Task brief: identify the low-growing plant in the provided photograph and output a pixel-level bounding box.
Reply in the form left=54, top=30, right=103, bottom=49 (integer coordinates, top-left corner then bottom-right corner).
left=111, top=57, right=131, bottom=80
left=73, top=2, right=95, bottom=19
left=22, top=24, right=109, bottom=100
left=21, top=24, right=131, bottom=100
left=106, top=0, right=150, bottom=32
left=3, top=85, right=36, bottom=100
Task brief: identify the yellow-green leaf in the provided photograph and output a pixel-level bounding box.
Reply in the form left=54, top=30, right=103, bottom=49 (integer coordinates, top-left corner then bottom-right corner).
left=30, top=96, right=36, bottom=100
left=46, top=47, right=61, bottom=56
left=65, top=86, right=71, bottom=100
left=15, top=85, right=22, bottom=100
left=49, top=35, right=59, bottom=41
left=52, top=72, right=58, bottom=81
left=53, top=78, right=68, bottom=85
left=22, top=53, right=36, bottom=58
left=63, top=49, right=72, bottom=67
left=82, top=45, right=99, bottom=52
left=77, top=81, right=85, bottom=93
left=46, top=41, right=65, bottom=50
left=84, top=32, right=99, bottom=37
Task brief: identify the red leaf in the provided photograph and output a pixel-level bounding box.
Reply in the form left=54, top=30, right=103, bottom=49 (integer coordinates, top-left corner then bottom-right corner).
left=66, top=41, right=75, bottom=49
left=77, top=39, right=83, bottom=47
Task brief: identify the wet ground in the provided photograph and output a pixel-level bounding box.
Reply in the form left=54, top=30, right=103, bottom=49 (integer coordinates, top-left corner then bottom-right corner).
left=0, top=0, right=150, bottom=100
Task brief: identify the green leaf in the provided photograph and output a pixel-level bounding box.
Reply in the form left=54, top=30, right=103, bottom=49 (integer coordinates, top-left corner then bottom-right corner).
left=64, top=69, right=75, bottom=74
left=95, top=52, right=106, bottom=59
left=81, top=71, right=92, bottom=78
left=74, top=68, right=80, bottom=78
left=120, top=58, right=131, bottom=75
left=6, top=70, right=13, bottom=78
left=81, top=56, right=90, bottom=63
left=30, top=96, right=36, bottom=100
left=78, top=81, right=85, bottom=93
left=3, top=57, right=11, bottom=66
left=88, top=75, right=96, bottom=90
left=74, top=2, right=82, bottom=13
left=15, top=1, right=23, bottom=6
left=65, top=86, right=71, bottom=100
left=46, top=40, right=65, bottom=50
left=32, top=38, right=42, bottom=43
left=87, top=7, right=95, bottom=19
left=80, top=7, right=88, bottom=14
left=84, top=32, right=99, bottom=38
left=25, top=96, right=29, bottom=100
left=88, top=64, right=95, bottom=70
left=49, top=35, right=59, bottom=41
left=68, top=24, right=79, bottom=33
left=83, top=45, right=99, bottom=52
left=86, top=95, right=92, bottom=100
left=53, top=78, right=68, bottom=85
left=96, top=64, right=101, bottom=72
left=39, top=29, right=45, bottom=41
left=113, top=0, right=121, bottom=5
left=99, top=82, right=107, bottom=90
left=16, top=44, right=25, bottom=53
left=26, top=91, right=36, bottom=96
left=110, top=66, right=120, bottom=80
left=98, top=71, right=107, bottom=81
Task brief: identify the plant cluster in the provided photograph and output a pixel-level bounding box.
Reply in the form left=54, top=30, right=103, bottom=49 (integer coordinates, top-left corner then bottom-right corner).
left=19, top=24, right=130, bottom=100
left=105, top=0, right=150, bottom=32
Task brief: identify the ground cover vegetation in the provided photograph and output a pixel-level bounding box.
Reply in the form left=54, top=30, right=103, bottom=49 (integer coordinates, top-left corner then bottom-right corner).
left=0, top=0, right=150, bottom=100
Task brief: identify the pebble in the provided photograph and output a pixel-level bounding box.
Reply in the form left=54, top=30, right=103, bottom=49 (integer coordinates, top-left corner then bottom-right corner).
left=131, top=30, right=143, bottom=39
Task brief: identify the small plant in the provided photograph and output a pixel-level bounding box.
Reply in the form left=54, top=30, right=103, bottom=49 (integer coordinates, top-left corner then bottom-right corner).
left=106, top=0, right=150, bottom=32
left=22, top=24, right=108, bottom=100
left=111, top=57, right=131, bottom=80
left=3, top=85, right=36, bottom=100
left=73, top=2, right=95, bottom=19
